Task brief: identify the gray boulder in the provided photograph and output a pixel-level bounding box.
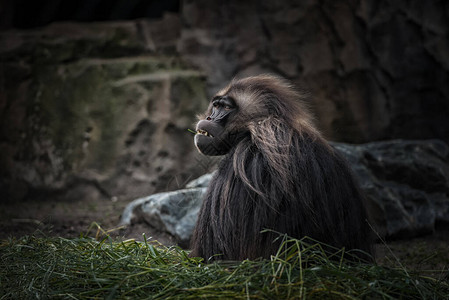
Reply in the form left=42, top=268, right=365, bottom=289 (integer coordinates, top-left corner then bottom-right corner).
left=185, top=172, right=216, bottom=188
left=333, top=139, right=449, bottom=238
left=120, top=187, right=207, bottom=247
left=123, top=139, right=449, bottom=245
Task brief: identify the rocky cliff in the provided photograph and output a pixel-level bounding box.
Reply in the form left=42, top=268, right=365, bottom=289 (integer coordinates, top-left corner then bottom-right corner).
left=179, top=0, right=449, bottom=143
left=0, top=19, right=215, bottom=203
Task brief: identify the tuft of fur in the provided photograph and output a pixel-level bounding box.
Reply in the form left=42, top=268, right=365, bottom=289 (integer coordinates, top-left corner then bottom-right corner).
left=190, top=75, right=373, bottom=261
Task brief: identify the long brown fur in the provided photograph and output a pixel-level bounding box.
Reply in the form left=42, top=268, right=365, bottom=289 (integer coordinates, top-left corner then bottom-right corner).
left=190, top=75, right=373, bottom=261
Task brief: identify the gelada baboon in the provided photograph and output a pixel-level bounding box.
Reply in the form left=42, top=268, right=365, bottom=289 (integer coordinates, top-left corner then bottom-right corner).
left=191, top=75, right=372, bottom=261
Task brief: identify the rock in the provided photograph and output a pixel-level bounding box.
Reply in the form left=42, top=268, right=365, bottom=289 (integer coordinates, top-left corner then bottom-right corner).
left=124, top=139, right=449, bottom=245
left=333, top=140, right=449, bottom=238
left=185, top=172, right=215, bottom=188
left=179, top=1, right=449, bottom=144
left=120, top=187, right=207, bottom=247
left=0, top=20, right=215, bottom=203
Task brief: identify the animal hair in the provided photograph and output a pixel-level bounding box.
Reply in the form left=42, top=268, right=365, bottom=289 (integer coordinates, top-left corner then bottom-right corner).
left=190, top=75, right=373, bottom=261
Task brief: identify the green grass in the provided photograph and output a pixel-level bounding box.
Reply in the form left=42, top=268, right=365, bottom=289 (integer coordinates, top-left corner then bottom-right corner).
left=1, top=230, right=448, bottom=299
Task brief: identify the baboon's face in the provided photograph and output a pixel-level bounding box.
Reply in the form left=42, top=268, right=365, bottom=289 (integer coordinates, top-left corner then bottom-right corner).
left=194, top=75, right=294, bottom=156
left=194, top=95, right=242, bottom=156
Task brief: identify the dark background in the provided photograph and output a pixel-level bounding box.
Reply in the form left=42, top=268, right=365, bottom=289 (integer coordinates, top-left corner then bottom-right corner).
left=0, top=0, right=180, bottom=29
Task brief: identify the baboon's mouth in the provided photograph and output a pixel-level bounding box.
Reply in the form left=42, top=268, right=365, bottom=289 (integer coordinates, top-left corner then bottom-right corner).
left=197, top=129, right=214, bottom=137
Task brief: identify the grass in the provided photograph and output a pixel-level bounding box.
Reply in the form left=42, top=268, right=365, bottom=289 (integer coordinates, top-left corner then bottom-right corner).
left=1, top=228, right=448, bottom=299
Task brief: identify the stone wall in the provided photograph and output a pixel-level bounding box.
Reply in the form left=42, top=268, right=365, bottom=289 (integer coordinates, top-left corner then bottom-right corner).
left=179, top=0, right=449, bottom=143
left=2, top=1, right=448, bottom=204
left=0, top=19, right=216, bottom=203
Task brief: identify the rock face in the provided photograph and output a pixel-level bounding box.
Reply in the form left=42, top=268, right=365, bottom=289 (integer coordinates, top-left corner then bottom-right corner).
left=179, top=0, right=449, bottom=143
left=123, top=140, right=449, bottom=245
left=333, top=140, right=449, bottom=238
left=0, top=19, right=215, bottom=203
